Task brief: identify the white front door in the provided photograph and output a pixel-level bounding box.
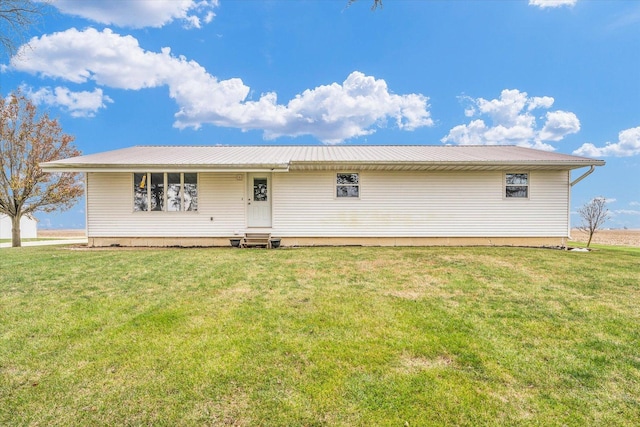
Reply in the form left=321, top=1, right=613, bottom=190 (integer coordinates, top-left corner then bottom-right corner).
left=247, top=173, right=272, bottom=227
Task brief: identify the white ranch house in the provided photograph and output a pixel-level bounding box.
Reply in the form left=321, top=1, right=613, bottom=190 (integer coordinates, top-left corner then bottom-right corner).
left=40, top=145, right=604, bottom=248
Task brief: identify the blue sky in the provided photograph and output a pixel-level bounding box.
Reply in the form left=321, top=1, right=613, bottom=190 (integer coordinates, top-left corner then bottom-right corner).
left=1, top=0, right=639, bottom=229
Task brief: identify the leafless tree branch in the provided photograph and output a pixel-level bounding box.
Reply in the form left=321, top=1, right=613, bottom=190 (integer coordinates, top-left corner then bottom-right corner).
left=577, top=197, right=611, bottom=248
left=0, top=0, right=46, bottom=59
left=347, top=0, right=383, bottom=11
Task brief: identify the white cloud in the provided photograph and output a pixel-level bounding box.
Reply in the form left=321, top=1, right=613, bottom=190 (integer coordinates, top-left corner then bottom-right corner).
left=528, top=96, right=555, bottom=110
left=50, top=0, right=219, bottom=29
left=529, top=0, right=577, bottom=9
left=573, top=126, right=640, bottom=157
left=23, top=85, right=113, bottom=118
left=442, top=89, right=580, bottom=150
left=613, top=209, right=640, bottom=216
left=539, top=111, right=581, bottom=141
left=630, top=202, right=640, bottom=207
left=10, top=28, right=432, bottom=143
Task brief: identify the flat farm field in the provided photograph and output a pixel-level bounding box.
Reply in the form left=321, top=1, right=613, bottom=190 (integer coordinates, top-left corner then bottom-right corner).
left=570, top=229, right=640, bottom=247
left=37, top=229, right=86, bottom=239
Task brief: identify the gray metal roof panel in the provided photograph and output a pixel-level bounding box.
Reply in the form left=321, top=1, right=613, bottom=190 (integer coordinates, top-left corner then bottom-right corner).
left=40, top=145, right=605, bottom=171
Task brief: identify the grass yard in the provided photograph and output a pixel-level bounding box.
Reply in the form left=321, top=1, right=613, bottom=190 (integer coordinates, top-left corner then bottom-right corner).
left=1, top=245, right=639, bottom=426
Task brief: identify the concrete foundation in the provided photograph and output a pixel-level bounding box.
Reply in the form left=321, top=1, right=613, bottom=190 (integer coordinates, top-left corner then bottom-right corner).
left=88, top=236, right=566, bottom=248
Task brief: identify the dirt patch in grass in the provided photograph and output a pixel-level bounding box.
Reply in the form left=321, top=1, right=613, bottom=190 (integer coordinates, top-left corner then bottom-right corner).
left=570, top=229, right=640, bottom=247
left=397, top=353, right=454, bottom=373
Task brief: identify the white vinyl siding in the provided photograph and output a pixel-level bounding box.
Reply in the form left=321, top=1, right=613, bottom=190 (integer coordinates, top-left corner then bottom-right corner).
left=86, top=172, right=245, bottom=237
left=87, top=169, right=570, bottom=239
left=272, top=170, right=569, bottom=237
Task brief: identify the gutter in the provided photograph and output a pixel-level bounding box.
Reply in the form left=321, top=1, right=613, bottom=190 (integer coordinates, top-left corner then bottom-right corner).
left=570, top=165, right=596, bottom=187
left=289, top=160, right=604, bottom=171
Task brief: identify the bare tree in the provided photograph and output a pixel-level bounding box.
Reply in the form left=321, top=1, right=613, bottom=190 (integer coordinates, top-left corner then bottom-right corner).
left=0, top=90, right=83, bottom=247
left=347, top=0, right=383, bottom=11
left=577, top=197, right=610, bottom=248
left=0, top=0, right=45, bottom=59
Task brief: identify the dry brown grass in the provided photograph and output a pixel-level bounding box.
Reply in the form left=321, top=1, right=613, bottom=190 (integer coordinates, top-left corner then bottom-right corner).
left=570, top=229, right=640, bottom=247
left=38, top=229, right=86, bottom=238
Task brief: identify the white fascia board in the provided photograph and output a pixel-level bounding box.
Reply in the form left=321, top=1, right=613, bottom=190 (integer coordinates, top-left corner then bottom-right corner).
left=40, top=164, right=291, bottom=173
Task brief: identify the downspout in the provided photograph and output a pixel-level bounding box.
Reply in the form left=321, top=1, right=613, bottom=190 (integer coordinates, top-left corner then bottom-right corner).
left=570, top=165, right=595, bottom=187
left=84, top=173, right=89, bottom=246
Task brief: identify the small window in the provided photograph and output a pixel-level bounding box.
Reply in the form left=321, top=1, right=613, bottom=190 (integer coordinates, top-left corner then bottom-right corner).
left=505, top=173, right=529, bottom=198
left=337, top=173, right=359, bottom=198
left=253, top=178, right=268, bottom=201
left=134, top=173, right=198, bottom=212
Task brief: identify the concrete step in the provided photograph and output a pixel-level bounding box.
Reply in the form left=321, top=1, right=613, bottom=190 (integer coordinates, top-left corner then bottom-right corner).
left=243, top=233, right=271, bottom=248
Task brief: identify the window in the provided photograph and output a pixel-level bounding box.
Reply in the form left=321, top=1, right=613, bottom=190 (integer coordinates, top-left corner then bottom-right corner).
left=183, top=173, right=198, bottom=211
left=134, top=173, right=198, bottom=212
left=253, top=178, right=268, bottom=201
left=505, top=173, right=529, bottom=198
left=150, top=173, right=164, bottom=211
left=133, top=173, right=148, bottom=211
left=336, top=173, right=359, bottom=198
left=167, top=173, right=181, bottom=211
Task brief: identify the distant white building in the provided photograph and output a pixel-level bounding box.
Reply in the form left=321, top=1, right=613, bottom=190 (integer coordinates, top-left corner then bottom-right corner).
left=0, top=214, right=38, bottom=239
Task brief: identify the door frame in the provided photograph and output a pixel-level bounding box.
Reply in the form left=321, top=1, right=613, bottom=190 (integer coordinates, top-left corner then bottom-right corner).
left=246, top=172, right=272, bottom=228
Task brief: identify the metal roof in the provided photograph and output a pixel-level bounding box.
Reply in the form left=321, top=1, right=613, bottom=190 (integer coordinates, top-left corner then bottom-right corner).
left=40, top=145, right=605, bottom=172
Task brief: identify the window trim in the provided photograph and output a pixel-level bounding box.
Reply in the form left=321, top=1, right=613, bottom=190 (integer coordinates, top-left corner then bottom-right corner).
left=133, top=172, right=198, bottom=212
left=336, top=172, right=360, bottom=199
left=504, top=172, right=529, bottom=199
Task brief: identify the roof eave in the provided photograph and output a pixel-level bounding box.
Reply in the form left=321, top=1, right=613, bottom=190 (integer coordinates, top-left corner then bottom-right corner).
left=40, top=163, right=291, bottom=173
left=40, top=159, right=605, bottom=173
left=289, top=160, right=606, bottom=171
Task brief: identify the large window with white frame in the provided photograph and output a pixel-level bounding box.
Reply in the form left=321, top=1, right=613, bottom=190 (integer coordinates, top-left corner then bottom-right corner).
left=336, top=173, right=359, bottom=198
left=134, top=172, right=198, bottom=212
left=505, top=172, right=529, bottom=199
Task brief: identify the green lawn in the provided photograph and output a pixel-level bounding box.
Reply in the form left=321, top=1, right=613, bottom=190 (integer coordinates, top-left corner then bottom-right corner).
left=1, top=245, right=639, bottom=426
